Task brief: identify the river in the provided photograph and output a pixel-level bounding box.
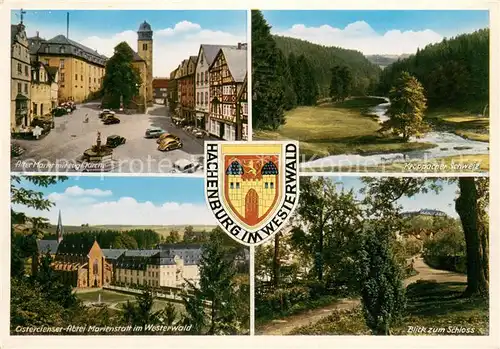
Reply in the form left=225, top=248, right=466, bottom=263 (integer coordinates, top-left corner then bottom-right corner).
left=301, top=98, right=489, bottom=170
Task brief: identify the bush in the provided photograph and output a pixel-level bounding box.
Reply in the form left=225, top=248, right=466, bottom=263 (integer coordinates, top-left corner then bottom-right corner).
left=423, top=228, right=466, bottom=273
left=357, top=228, right=406, bottom=335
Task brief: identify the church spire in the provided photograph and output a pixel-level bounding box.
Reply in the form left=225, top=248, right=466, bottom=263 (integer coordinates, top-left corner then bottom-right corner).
left=56, top=210, right=64, bottom=243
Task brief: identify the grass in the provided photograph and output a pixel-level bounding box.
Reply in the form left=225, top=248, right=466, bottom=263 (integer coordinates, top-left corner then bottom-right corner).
left=76, top=289, right=135, bottom=303
left=76, top=289, right=186, bottom=319
left=426, top=110, right=489, bottom=142
left=254, top=97, right=435, bottom=160
left=290, top=281, right=489, bottom=335
left=304, top=154, right=489, bottom=173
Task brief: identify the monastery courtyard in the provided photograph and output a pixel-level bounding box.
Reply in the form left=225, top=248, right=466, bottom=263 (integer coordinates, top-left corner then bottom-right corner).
left=11, top=103, right=205, bottom=173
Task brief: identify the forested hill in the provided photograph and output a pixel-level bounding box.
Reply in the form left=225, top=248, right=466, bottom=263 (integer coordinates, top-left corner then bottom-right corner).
left=378, top=29, right=489, bottom=109
left=273, top=35, right=381, bottom=97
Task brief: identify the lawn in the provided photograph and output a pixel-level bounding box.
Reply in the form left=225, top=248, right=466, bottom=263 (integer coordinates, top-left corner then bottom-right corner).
left=76, top=289, right=186, bottom=319
left=76, top=289, right=135, bottom=303
left=290, top=281, right=489, bottom=335
left=426, top=110, right=489, bottom=142
left=304, top=154, right=489, bottom=173
left=254, top=98, right=435, bottom=160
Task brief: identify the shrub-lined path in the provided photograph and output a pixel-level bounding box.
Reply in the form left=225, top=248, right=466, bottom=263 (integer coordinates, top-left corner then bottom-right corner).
left=256, top=257, right=467, bottom=335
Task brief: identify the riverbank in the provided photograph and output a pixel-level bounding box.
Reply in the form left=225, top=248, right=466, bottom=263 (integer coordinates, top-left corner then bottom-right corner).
left=254, top=97, right=435, bottom=160
left=426, top=109, right=489, bottom=142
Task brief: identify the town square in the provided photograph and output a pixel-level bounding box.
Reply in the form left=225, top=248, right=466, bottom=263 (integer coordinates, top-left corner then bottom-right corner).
left=10, top=10, right=248, bottom=173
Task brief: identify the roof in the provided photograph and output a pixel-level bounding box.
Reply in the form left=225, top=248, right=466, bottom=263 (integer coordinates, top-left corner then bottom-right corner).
left=45, top=66, right=59, bottom=81
left=138, top=21, right=152, bottom=32
left=11, top=24, right=25, bottom=45
left=102, top=249, right=127, bottom=260
left=219, top=47, right=247, bottom=82
left=28, top=35, right=46, bottom=55
left=37, top=240, right=60, bottom=254
left=57, top=239, right=96, bottom=255
left=153, top=78, right=169, bottom=88
left=38, top=35, right=107, bottom=66
left=200, top=44, right=237, bottom=66
left=121, top=42, right=145, bottom=62
left=15, top=94, right=29, bottom=101
left=124, top=249, right=160, bottom=257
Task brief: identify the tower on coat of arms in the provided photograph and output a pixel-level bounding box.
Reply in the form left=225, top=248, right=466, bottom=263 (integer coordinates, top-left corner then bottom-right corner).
left=205, top=141, right=299, bottom=246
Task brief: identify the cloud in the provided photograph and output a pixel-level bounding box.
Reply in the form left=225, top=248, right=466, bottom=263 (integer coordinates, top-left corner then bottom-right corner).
left=14, top=194, right=216, bottom=226
left=273, top=21, right=444, bottom=55
left=28, top=20, right=245, bottom=77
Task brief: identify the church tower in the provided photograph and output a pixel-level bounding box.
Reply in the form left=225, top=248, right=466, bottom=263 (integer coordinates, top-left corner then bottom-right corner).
left=56, top=210, right=64, bottom=243
left=137, top=21, right=153, bottom=106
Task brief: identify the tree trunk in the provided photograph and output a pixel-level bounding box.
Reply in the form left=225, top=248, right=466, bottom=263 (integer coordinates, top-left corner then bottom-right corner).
left=272, top=232, right=281, bottom=288
left=455, top=178, right=489, bottom=297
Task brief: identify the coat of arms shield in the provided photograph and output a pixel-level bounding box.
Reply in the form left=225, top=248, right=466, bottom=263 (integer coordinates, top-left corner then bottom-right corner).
left=205, top=141, right=299, bottom=246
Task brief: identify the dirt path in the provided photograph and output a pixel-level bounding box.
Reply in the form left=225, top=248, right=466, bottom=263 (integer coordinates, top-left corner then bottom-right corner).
left=257, top=257, right=467, bottom=335
left=404, top=256, right=466, bottom=286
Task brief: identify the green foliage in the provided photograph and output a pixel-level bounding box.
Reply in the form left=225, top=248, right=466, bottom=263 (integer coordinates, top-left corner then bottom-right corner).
left=383, top=71, right=429, bottom=141
left=252, top=10, right=286, bottom=130
left=330, top=65, right=353, bottom=101
left=274, top=35, right=380, bottom=97
left=378, top=29, right=489, bottom=109
left=102, top=42, right=142, bottom=109
left=424, top=227, right=466, bottom=273
left=182, top=229, right=248, bottom=335
left=357, top=227, right=406, bottom=335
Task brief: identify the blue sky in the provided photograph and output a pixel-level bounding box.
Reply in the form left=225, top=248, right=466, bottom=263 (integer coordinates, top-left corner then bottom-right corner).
left=12, top=10, right=246, bottom=37
left=11, top=10, right=247, bottom=76
left=13, top=176, right=215, bottom=226
left=263, top=10, right=489, bottom=55
left=334, top=177, right=459, bottom=218
left=12, top=175, right=460, bottom=226
left=263, top=10, right=489, bottom=37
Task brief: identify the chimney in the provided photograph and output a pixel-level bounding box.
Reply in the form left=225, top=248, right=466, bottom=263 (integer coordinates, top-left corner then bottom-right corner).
left=36, top=31, right=39, bottom=38
left=237, top=42, right=242, bottom=49
left=66, top=12, right=69, bottom=39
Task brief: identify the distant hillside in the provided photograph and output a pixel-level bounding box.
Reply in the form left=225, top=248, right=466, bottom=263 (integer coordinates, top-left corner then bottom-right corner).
left=366, top=54, right=411, bottom=69
left=378, top=29, right=489, bottom=109
left=273, top=35, right=381, bottom=97
left=45, top=224, right=216, bottom=237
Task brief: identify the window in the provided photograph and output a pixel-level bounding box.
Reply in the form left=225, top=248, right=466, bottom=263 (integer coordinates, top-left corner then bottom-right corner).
left=75, top=74, right=78, bottom=80
left=17, top=63, right=22, bottom=74
left=94, top=78, right=96, bottom=83
left=270, top=182, right=275, bottom=189
left=60, top=73, right=65, bottom=82
left=196, top=73, right=200, bottom=84
left=230, top=182, right=234, bottom=189
left=265, top=182, right=269, bottom=189
left=200, top=72, right=204, bottom=85
left=24, top=83, right=28, bottom=94
left=205, top=92, right=208, bottom=104
left=89, top=77, right=91, bottom=84
left=143, top=43, right=147, bottom=51
left=24, top=65, right=29, bottom=76
left=59, top=59, right=65, bottom=68
left=32, top=103, right=37, bottom=115
left=60, top=46, right=65, bottom=54
left=236, top=182, right=240, bottom=189
left=81, top=75, right=83, bottom=82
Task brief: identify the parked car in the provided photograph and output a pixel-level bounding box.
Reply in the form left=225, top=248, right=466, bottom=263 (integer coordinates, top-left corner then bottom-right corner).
left=192, top=128, right=205, bottom=138
left=158, top=138, right=183, bottom=151
left=99, top=109, right=115, bottom=118
left=145, top=127, right=166, bottom=138
left=171, top=159, right=201, bottom=173
left=106, top=135, right=126, bottom=148
left=156, top=133, right=180, bottom=144
left=103, top=115, right=120, bottom=125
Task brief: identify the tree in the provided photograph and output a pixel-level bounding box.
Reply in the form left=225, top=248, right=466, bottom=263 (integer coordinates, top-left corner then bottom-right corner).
left=252, top=10, right=286, bottom=130
left=11, top=175, right=67, bottom=277
left=329, top=65, right=352, bottom=102
left=291, top=177, right=362, bottom=284
left=338, top=66, right=352, bottom=101
left=164, top=230, right=181, bottom=244
left=384, top=71, right=428, bottom=141
left=183, top=229, right=241, bottom=335
left=357, top=226, right=406, bottom=335
left=455, top=177, right=489, bottom=296
left=102, top=42, right=142, bottom=109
